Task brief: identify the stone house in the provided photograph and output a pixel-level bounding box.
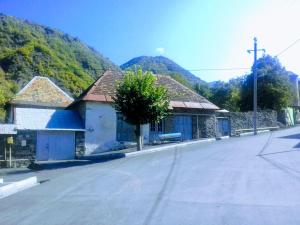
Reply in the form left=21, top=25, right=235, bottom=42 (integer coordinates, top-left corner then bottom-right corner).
left=70, top=70, right=219, bottom=155
left=0, top=76, right=85, bottom=167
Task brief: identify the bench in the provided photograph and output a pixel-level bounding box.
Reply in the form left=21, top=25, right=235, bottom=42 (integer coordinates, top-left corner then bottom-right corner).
left=158, top=133, right=182, bottom=142
left=235, top=126, right=279, bottom=136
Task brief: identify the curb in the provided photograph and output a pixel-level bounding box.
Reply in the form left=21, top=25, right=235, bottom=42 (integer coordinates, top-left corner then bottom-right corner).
left=125, top=138, right=216, bottom=157
left=0, top=176, right=38, bottom=199
left=239, top=130, right=270, bottom=137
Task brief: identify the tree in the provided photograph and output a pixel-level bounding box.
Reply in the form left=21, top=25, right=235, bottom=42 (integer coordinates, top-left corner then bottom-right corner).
left=240, top=55, right=292, bottom=111
left=0, top=67, right=18, bottom=122
left=194, top=83, right=212, bottom=99
left=114, top=69, right=170, bottom=151
left=202, top=80, right=242, bottom=112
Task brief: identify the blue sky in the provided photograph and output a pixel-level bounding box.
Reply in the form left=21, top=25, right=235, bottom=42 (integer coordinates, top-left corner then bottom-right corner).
left=1, top=0, right=300, bottom=82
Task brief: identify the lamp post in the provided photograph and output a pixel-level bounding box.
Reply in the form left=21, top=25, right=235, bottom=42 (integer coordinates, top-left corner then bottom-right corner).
left=247, top=37, right=265, bottom=135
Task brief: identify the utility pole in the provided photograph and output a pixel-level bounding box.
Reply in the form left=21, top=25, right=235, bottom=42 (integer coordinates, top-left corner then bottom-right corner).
left=247, top=37, right=265, bottom=135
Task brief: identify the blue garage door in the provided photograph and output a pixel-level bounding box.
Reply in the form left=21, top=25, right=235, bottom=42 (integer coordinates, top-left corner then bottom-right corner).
left=36, top=131, right=75, bottom=161
left=173, top=115, right=192, bottom=140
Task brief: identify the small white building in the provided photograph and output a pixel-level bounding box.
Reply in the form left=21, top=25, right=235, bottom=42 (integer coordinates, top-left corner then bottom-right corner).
left=1, top=76, right=85, bottom=166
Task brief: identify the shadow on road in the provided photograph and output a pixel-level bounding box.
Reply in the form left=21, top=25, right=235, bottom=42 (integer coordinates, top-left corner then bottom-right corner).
left=259, top=155, right=300, bottom=181
left=33, top=153, right=126, bottom=170
left=0, top=153, right=126, bottom=176
left=259, top=149, right=300, bottom=156
left=257, top=131, right=300, bottom=181
left=279, top=133, right=300, bottom=139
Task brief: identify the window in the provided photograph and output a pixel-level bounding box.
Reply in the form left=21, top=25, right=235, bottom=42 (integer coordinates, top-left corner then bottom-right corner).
left=116, top=113, right=135, bottom=142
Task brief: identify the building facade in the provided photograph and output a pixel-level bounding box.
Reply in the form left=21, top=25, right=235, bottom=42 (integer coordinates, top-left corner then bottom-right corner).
left=71, top=70, right=219, bottom=155
left=0, top=76, right=84, bottom=167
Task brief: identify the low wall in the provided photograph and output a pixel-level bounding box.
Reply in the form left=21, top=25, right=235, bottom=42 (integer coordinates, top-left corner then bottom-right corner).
left=230, top=110, right=277, bottom=136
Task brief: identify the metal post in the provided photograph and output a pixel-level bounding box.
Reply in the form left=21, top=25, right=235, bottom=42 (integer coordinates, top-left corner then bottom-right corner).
left=248, top=37, right=265, bottom=135
left=9, top=145, right=12, bottom=168
left=253, top=37, right=258, bottom=135
left=197, top=115, right=200, bottom=139
left=4, top=145, right=6, bottom=161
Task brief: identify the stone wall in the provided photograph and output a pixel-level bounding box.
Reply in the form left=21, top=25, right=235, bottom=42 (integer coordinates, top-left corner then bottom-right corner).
left=0, top=131, right=36, bottom=168
left=197, top=115, right=217, bottom=138
left=75, top=131, right=85, bottom=157
left=230, top=110, right=277, bottom=135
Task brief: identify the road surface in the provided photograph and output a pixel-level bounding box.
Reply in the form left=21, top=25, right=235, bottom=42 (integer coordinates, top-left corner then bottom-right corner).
left=1, top=127, right=300, bottom=225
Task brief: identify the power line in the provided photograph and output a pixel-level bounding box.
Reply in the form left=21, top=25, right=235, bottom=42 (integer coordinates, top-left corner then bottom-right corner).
left=188, top=67, right=250, bottom=71
left=87, top=67, right=251, bottom=72
left=275, top=38, right=300, bottom=57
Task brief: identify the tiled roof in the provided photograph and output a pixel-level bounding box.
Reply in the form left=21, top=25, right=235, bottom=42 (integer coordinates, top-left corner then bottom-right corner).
left=12, top=76, right=74, bottom=107
left=76, top=70, right=219, bottom=110
left=77, top=70, right=121, bottom=102
left=156, top=75, right=218, bottom=109
left=15, top=108, right=85, bottom=131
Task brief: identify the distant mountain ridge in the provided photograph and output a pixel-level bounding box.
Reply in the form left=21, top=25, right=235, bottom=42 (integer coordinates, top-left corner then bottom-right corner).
left=121, top=56, right=206, bottom=85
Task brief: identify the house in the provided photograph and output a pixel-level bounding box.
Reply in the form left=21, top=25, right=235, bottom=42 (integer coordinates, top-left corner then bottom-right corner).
left=70, top=70, right=219, bottom=155
left=0, top=76, right=85, bottom=167
left=0, top=71, right=220, bottom=167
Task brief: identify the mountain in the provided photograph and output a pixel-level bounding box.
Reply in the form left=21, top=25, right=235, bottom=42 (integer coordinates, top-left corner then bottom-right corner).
left=0, top=14, right=119, bottom=95
left=121, top=56, right=206, bottom=86
left=0, top=14, right=120, bottom=121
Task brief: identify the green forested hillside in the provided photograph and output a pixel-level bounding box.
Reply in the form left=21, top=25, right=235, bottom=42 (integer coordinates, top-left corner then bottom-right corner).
left=0, top=14, right=119, bottom=121
left=121, top=56, right=206, bottom=87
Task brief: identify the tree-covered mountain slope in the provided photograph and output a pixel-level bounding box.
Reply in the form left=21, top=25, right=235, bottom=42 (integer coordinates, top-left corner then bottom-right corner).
left=0, top=14, right=120, bottom=121
left=0, top=14, right=119, bottom=96
left=121, top=56, right=206, bottom=86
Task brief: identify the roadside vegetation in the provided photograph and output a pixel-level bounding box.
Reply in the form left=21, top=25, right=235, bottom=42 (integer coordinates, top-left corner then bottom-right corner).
left=194, top=55, right=293, bottom=112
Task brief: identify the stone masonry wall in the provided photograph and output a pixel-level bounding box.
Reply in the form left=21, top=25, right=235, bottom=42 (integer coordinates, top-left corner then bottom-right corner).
left=0, top=131, right=36, bottom=168
left=197, top=115, right=217, bottom=138
left=75, top=131, right=85, bottom=157
left=230, top=110, right=277, bottom=136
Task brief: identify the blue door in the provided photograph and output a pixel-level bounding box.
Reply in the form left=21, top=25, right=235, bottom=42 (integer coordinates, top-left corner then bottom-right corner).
left=36, top=131, right=75, bottom=161
left=173, top=116, right=192, bottom=140
left=218, top=118, right=229, bottom=136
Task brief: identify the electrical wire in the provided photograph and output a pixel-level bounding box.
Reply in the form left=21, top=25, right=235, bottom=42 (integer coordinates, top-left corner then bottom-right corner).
left=275, top=38, right=300, bottom=57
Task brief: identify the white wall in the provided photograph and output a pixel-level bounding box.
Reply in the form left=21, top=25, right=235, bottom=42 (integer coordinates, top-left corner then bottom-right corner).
left=84, top=102, right=118, bottom=154
left=84, top=102, right=150, bottom=155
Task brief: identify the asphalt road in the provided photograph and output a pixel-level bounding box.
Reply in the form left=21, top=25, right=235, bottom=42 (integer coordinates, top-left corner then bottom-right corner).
left=1, top=127, right=300, bottom=225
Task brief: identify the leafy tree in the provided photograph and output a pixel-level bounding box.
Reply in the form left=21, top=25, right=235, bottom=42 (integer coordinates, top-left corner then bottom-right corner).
left=194, top=83, right=212, bottom=99
left=209, top=81, right=241, bottom=111
left=114, top=69, right=170, bottom=151
left=196, top=79, right=242, bottom=112
left=240, top=55, right=292, bottom=111
left=0, top=14, right=119, bottom=98
left=0, top=67, right=18, bottom=122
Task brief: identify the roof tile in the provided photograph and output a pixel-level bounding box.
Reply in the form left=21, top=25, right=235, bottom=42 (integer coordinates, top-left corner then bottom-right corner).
left=76, top=70, right=219, bottom=110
